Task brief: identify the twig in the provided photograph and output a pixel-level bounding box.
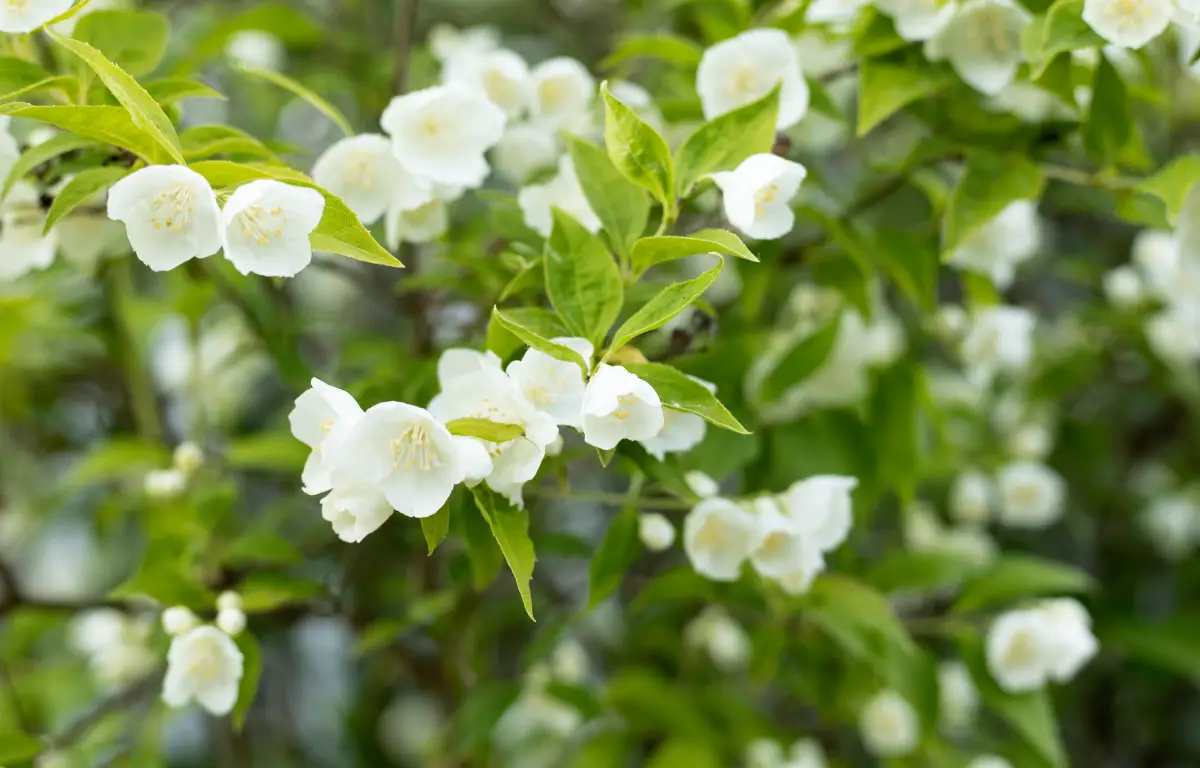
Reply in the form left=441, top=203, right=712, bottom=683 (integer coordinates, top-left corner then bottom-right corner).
left=390, top=0, right=420, bottom=95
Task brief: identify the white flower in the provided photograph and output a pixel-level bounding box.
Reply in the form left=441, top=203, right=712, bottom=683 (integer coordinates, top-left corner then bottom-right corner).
left=0, top=182, right=56, bottom=282
left=517, top=155, right=601, bottom=236
left=321, top=475, right=394, bottom=542
left=173, top=442, right=205, bottom=475
left=506, top=337, right=593, bottom=428
left=331, top=402, right=491, bottom=518
left=429, top=24, right=500, bottom=68
left=640, top=407, right=707, bottom=460
left=428, top=366, right=559, bottom=506
left=808, top=0, right=870, bottom=24
left=580, top=364, right=665, bottom=450
left=1142, top=491, right=1200, bottom=559
left=385, top=200, right=449, bottom=246
left=947, top=201, right=1040, bottom=287
left=938, top=660, right=979, bottom=734
left=986, top=607, right=1054, bottom=692
left=685, top=470, right=720, bottom=499
left=289, top=378, right=364, bottom=496
left=696, top=28, right=809, bottom=129
left=162, top=626, right=244, bottom=716
left=0, top=0, right=73, bottom=33
left=1083, top=0, right=1173, bottom=48
left=926, top=0, right=1033, bottom=95
left=749, top=497, right=822, bottom=581
left=492, top=123, right=560, bottom=183
left=550, top=638, right=589, bottom=684
left=437, top=348, right=502, bottom=387
left=529, top=57, right=595, bottom=128
left=683, top=497, right=760, bottom=581
left=1102, top=265, right=1145, bottom=309
left=711, top=154, right=807, bottom=240
left=1146, top=304, right=1200, bottom=363
left=107, top=165, right=223, bottom=272
left=1038, top=597, right=1098, bottom=683
left=312, top=134, right=432, bottom=225
left=216, top=607, right=246, bottom=637
left=859, top=690, right=920, bottom=757
left=144, top=468, right=186, bottom=500
left=220, top=179, right=325, bottom=277
left=226, top=29, right=286, bottom=71
left=161, top=606, right=199, bottom=637
left=997, top=460, right=1066, bottom=528
left=875, top=0, right=958, bottom=41
left=445, top=48, right=531, bottom=117
left=217, top=591, right=242, bottom=613
left=787, top=739, right=827, bottom=768
left=381, top=84, right=507, bottom=188
left=960, top=305, right=1036, bottom=385
left=639, top=513, right=676, bottom=551
left=778, top=475, right=857, bottom=552
left=746, top=738, right=784, bottom=768
left=684, top=606, right=750, bottom=671
left=950, top=469, right=994, bottom=524
left=1133, top=228, right=1200, bottom=307
left=968, top=757, right=1015, bottom=768
left=69, top=610, right=154, bottom=688
left=1009, top=421, right=1053, bottom=460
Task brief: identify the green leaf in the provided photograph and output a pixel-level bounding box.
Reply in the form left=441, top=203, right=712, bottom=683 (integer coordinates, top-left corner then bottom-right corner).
left=601, top=34, right=704, bottom=70
left=225, top=432, right=309, bottom=473
left=445, top=417, right=525, bottom=443
left=73, top=10, right=170, bottom=76
left=544, top=208, right=623, bottom=344
left=1104, top=616, right=1200, bottom=684
left=0, top=57, right=74, bottom=101
left=674, top=86, right=779, bottom=196
left=0, top=730, right=41, bottom=763
left=608, top=261, right=722, bottom=352
left=626, top=362, right=749, bottom=434
left=421, top=506, right=451, bottom=555
left=471, top=485, right=536, bottom=621
left=1081, top=52, right=1130, bottom=169
left=759, top=314, right=841, bottom=402
left=65, top=437, right=169, bottom=488
left=867, top=550, right=985, bottom=594
left=188, top=160, right=399, bottom=267
left=857, top=58, right=953, bottom=136
left=807, top=574, right=916, bottom=658
left=490, top=306, right=589, bottom=373
left=235, top=64, right=353, bottom=138
left=1022, top=0, right=1104, bottom=79
left=567, top=135, right=650, bottom=257
left=630, top=228, right=756, bottom=277
left=145, top=77, right=226, bottom=105
left=601, top=81, right=675, bottom=206
left=43, top=165, right=131, bottom=234
left=588, top=505, right=641, bottom=608
left=1135, top=154, right=1200, bottom=223
left=954, top=556, right=1095, bottom=613
left=871, top=362, right=921, bottom=503
left=647, top=739, right=722, bottom=768
left=942, top=153, right=1044, bottom=259
left=180, top=125, right=278, bottom=162
left=0, top=103, right=160, bottom=163
left=48, top=31, right=184, bottom=164
left=238, top=572, right=324, bottom=612
left=233, top=633, right=262, bottom=732
left=875, top=229, right=938, bottom=312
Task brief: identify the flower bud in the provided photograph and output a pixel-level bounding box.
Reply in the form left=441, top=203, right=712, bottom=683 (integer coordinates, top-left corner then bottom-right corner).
left=162, top=606, right=198, bottom=636
left=216, top=591, right=243, bottom=613
left=216, top=607, right=247, bottom=637
left=638, top=513, right=676, bottom=552
left=144, top=468, right=186, bottom=500
left=173, top=441, right=205, bottom=475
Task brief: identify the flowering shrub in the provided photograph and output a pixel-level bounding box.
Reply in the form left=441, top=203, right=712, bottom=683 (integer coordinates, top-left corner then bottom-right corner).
left=2, top=0, right=1200, bottom=765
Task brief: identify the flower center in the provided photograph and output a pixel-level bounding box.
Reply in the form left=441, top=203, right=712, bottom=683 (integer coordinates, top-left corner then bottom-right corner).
left=730, top=67, right=760, bottom=97
left=484, top=69, right=519, bottom=107
left=237, top=204, right=286, bottom=246
left=5, top=0, right=27, bottom=9
left=760, top=531, right=789, bottom=558
left=966, top=7, right=1013, bottom=55
left=347, top=156, right=375, bottom=191
left=1003, top=629, right=1039, bottom=668
left=1010, top=483, right=1042, bottom=509
left=184, top=640, right=224, bottom=685
left=391, top=422, right=442, bottom=472
left=150, top=184, right=195, bottom=232
left=754, top=183, right=779, bottom=217
left=613, top=393, right=636, bottom=420
left=695, top=516, right=728, bottom=548
left=538, top=78, right=569, bottom=112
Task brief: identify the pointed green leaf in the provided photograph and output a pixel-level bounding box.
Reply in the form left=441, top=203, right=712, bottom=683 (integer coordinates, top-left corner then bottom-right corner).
left=544, top=208, right=623, bottom=344
left=145, top=77, right=226, bottom=105
left=490, top=306, right=589, bottom=373
left=3, top=131, right=95, bottom=199
left=601, top=34, right=704, bottom=70
left=181, top=125, right=278, bottom=162
left=421, top=506, right=451, bottom=555
left=1023, top=0, right=1104, bottom=80
left=567, top=135, right=650, bottom=256
left=857, top=58, right=953, bottom=136
left=1136, top=154, right=1200, bottom=223
left=942, top=153, right=1044, bottom=259
left=1082, top=52, right=1130, bottom=169
left=445, top=418, right=525, bottom=443
left=471, top=486, right=536, bottom=621
left=601, top=81, right=675, bottom=206
left=630, top=228, right=755, bottom=277
left=236, top=64, right=353, bottom=137
left=954, top=556, right=1095, bottom=613
left=626, top=362, right=749, bottom=434
left=674, top=86, right=779, bottom=196
left=0, top=103, right=160, bottom=163
left=608, top=261, right=722, bottom=353
left=233, top=633, right=262, bottom=731
left=588, top=505, right=641, bottom=608
left=43, top=165, right=131, bottom=234
left=73, top=10, right=170, bottom=76
left=0, top=730, right=41, bottom=764
left=760, top=314, right=841, bottom=402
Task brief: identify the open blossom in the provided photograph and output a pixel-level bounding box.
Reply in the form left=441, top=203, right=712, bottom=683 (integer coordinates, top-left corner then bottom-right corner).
left=386, top=200, right=449, bottom=246
left=997, top=460, right=1066, bottom=528
left=289, top=378, right=364, bottom=496
left=438, top=348, right=502, bottom=386
left=987, top=599, right=1097, bottom=692
left=1083, top=0, right=1173, bottom=49
left=686, top=470, right=720, bottom=499
left=506, top=338, right=593, bottom=428
left=332, top=402, right=492, bottom=518
left=711, top=154, right=807, bottom=240
left=429, top=24, right=500, bottom=68
left=696, top=28, right=809, bottom=129
left=947, top=201, right=1040, bottom=287
left=381, top=84, right=507, bottom=188
left=859, top=690, right=920, bottom=757
left=221, top=180, right=325, bottom=277
left=312, top=134, right=431, bottom=225
left=968, top=757, right=1015, bottom=768
left=950, top=469, right=994, bottom=524
left=162, top=626, right=244, bottom=716
left=517, top=155, right=600, bottom=236
left=939, top=660, right=979, bottom=734
left=492, top=123, right=560, bottom=183
left=0, top=0, right=74, bottom=33
left=529, top=57, right=595, bottom=128
left=875, top=0, right=958, bottom=41
left=683, top=497, right=760, bottom=581
left=639, top=513, right=676, bottom=551
left=320, top=474, right=394, bottom=543
left=960, top=305, right=1036, bottom=385
left=1040, top=598, right=1099, bottom=682
left=445, top=48, right=531, bottom=117
left=1141, top=491, right=1200, bottom=559
left=926, top=0, right=1032, bottom=95
left=641, top=377, right=713, bottom=460
left=749, top=497, right=823, bottom=582
left=0, top=182, right=56, bottom=281
left=107, top=165, right=223, bottom=272
left=684, top=606, right=750, bottom=671
left=580, top=365, right=665, bottom=450
left=778, top=475, right=857, bottom=552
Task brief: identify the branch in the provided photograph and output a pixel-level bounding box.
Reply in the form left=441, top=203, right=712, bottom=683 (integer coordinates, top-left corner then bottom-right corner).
left=390, top=0, right=420, bottom=95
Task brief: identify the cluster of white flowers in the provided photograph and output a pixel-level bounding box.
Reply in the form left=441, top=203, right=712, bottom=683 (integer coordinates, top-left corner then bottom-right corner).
left=958, top=304, right=1037, bottom=387
left=1105, top=228, right=1200, bottom=364
left=1139, top=482, right=1200, bottom=559
left=682, top=475, right=856, bottom=593
left=745, top=736, right=827, bottom=768
left=1081, top=0, right=1200, bottom=49
left=986, top=597, right=1098, bottom=693
left=684, top=605, right=751, bottom=671
left=160, top=592, right=246, bottom=716
left=68, top=609, right=156, bottom=688
left=143, top=441, right=205, bottom=501
left=905, top=500, right=998, bottom=567
left=948, top=201, right=1042, bottom=289
left=492, top=639, right=589, bottom=760
left=858, top=688, right=920, bottom=757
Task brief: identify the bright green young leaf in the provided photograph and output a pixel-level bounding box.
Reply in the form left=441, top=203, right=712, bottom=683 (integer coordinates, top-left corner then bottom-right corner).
left=806, top=574, right=916, bottom=657
left=233, top=633, right=262, bottom=731
left=601, top=81, right=675, bottom=206
left=867, top=550, right=985, bottom=595
left=1135, top=154, right=1200, bottom=223
left=759, top=314, right=841, bottom=402
left=857, top=58, right=953, bottom=136
left=445, top=417, right=526, bottom=443
left=630, top=228, right=756, bottom=277
left=942, top=153, right=1044, bottom=258
left=874, top=229, right=938, bottom=312
left=73, top=10, right=170, bottom=76
left=0, top=57, right=75, bottom=101
left=871, top=362, right=921, bottom=503
left=544, top=208, right=623, bottom=344
left=145, top=77, right=226, bottom=105
left=567, top=135, right=650, bottom=257
left=3, top=134, right=95, bottom=201
left=601, top=34, right=704, bottom=70
left=180, top=124, right=278, bottom=161
left=1103, top=616, right=1200, bottom=684
left=422, top=506, right=451, bottom=555
left=0, top=730, right=41, bottom=764
left=588, top=505, right=641, bottom=608
left=626, top=362, right=749, bottom=434
left=238, top=572, right=324, bottom=612
left=954, top=555, right=1095, bottom=613
left=1082, top=52, right=1130, bottom=169
left=0, top=103, right=160, bottom=163
left=852, top=8, right=909, bottom=58
left=48, top=31, right=185, bottom=164
left=490, top=306, right=589, bottom=373
left=674, top=86, right=779, bottom=196
left=236, top=64, right=354, bottom=137
left=471, top=485, right=537, bottom=621
left=43, top=165, right=131, bottom=234
left=608, top=261, right=722, bottom=353
left=1022, top=0, right=1104, bottom=79
left=225, top=432, right=309, bottom=472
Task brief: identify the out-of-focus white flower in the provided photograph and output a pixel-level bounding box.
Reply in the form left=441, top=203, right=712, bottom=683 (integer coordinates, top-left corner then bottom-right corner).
left=517, top=155, right=600, bottom=236
left=107, top=166, right=223, bottom=272
left=685, top=470, right=720, bottom=499
left=987, top=599, right=1097, bottom=692
left=0, top=0, right=73, bottom=33
left=290, top=379, right=364, bottom=496
left=226, top=30, right=286, bottom=71
left=947, top=201, right=1040, bottom=287
left=320, top=475, right=394, bottom=542
left=787, top=739, right=828, bottom=768
left=385, top=200, right=449, bottom=246
left=683, top=497, right=760, bottom=581
left=639, top=513, right=676, bottom=551
left=1133, top=229, right=1200, bottom=308
left=985, top=81, right=1074, bottom=121
left=550, top=638, right=589, bottom=684
left=926, top=0, right=1033, bottom=95
left=697, top=28, right=809, bottom=129
left=580, top=364, right=664, bottom=450
left=216, top=607, right=246, bottom=637
left=220, top=180, right=324, bottom=277
left=529, top=57, right=595, bottom=128
left=217, top=591, right=242, bottom=613
left=429, top=24, right=500, bottom=69
left=996, top=460, right=1066, bottom=528
left=492, top=123, right=560, bottom=184
left=438, top=349, right=502, bottom=387
left=746, top=738, right=784, bottom=768
left=1039, top=598, right=1098, bottom=683
left=312, top=134, right=432, bottom=224
left=162, top=626, right=244, bottom=716
left=938, top=660, right=979, bottom=734
left=162, top=606, right=199, bottom=637
left=793, top=28, right=853, bottom=78
left=144, top=468, right=187, bottom=500
left=747, top=497, right=818, bottom=580
left=778, top=475, right=857, bottom=552
left=711, top=154, right=807, bottom=240
left=876, top=0, right=958, bottom=41
left=1008, top=421, right=1053, bottom=460
left=640, top=405, right=707, bottom=460
left=382, top=84, right=507, bottom=188
left=1103, top=265, right=1145, bottom=309
left=684, top=606, right=750, bottom=671
left=950, top=469, right=993, bottom=524
left=1141, top=490, right=1200, bottom=559
left=70, top=609, right=155, bottom=688
left=506, top=337, right=593, bottom=428
left=378, top=693, right=444, bottom=764
left=173, top=442, right=205, bottom=476
left=1146, top=304, right=1200, bottom=363
left=808, top=0, right=870, bottom=24
left=1083, top=0, right=1173, bottom=49
left=445, top=48, right=531, bottom=117
left=859, top=689, right=920, bottom=757
left=0, top=183, right=55, bottom=282
left=960, top=305, right=1037, bottom=385
left=967, top=757, right=1015, bottom=768
left=933, top=304, right=970, bottom=342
